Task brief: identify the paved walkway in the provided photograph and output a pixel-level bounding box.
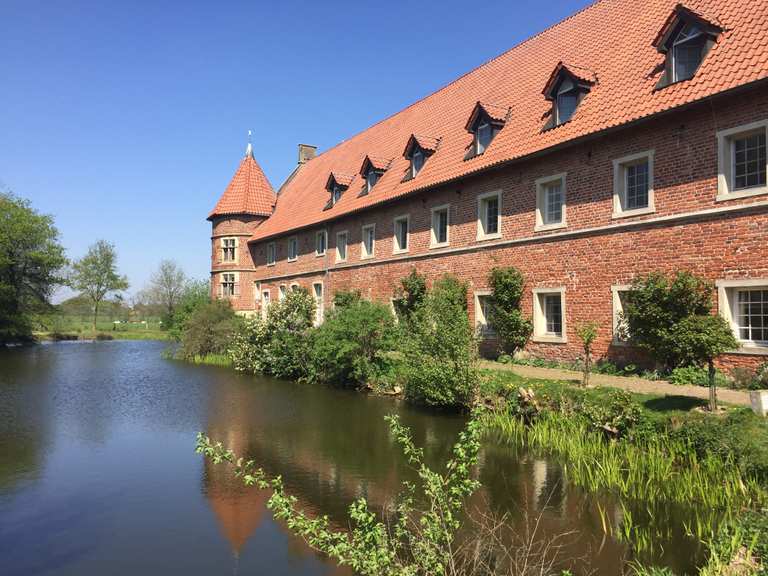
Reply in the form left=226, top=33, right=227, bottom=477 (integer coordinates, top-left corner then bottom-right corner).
left=480, top=361, right=753, bottom=407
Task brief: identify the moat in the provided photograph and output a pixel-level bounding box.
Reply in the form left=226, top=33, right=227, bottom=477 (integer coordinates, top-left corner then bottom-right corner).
left=0, top=341, right=708, bottom=575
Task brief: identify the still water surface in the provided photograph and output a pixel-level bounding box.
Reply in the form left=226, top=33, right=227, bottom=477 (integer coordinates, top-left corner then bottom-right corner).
left=0, top=341, right=704, bottom=575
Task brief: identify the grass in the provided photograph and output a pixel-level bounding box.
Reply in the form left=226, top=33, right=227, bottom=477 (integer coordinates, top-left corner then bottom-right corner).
left=171, top=353, right=232, bottom=367
left=35, top=329, right=170, bottom=341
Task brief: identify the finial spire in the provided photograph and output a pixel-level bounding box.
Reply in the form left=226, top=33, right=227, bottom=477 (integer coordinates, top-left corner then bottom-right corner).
left=245, top=130, right=253, bottom=158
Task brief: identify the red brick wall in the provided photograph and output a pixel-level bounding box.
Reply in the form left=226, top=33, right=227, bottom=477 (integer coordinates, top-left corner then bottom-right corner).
left=218, top=86, right=768, bottom=370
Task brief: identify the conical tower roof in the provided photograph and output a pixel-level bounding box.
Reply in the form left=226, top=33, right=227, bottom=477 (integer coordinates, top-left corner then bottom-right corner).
left=208, top=138, right=276, bottom=220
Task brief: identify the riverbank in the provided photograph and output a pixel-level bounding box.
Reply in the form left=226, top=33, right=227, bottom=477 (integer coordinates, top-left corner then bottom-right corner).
left=33, top=329, right=170, bottom=342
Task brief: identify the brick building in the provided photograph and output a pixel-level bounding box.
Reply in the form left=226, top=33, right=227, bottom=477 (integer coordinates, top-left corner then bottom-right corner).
left=208, top=0, right=768, bottom=369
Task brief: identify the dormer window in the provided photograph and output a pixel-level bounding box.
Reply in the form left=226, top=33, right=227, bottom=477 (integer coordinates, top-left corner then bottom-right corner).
left=331, top=183, right=343, bottom=205
left=464, top=103, right=508, bottom=159
left=542, top=63, right=594, bottom=129
left=359, top=156, right=391, bottom=194
left=652, top=6, right=721, bottom=88
left=402, top=135, right=439, bottom=180
left=325, top=173, right=353, bottom=208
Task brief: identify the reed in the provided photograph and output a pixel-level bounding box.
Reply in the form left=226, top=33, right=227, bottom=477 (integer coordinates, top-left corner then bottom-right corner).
left=482, top=412, right=766, bottom=510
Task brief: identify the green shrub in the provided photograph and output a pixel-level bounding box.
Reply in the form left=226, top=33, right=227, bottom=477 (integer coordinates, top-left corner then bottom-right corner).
left=168, top=280, right=210, bottom=341
left=575, top=321, right=599, bottom=386
left=392, top=268, right=426, bottom=321
left=228, top=288, right=315, bottom=379
left=668, top=365, right=728, bottom=387
left=332, top=289, right=362, bottom=309
left=306, top=299, right=397, bottom=387
left=180, top=299, right=241, bottom=360
left=401, top=274, right=478, bottom=408
left=487, top=267, right=532, bottom=354
left=731, top=363, right=768, bottom=391
left=580, top=389, right=641, bottom=437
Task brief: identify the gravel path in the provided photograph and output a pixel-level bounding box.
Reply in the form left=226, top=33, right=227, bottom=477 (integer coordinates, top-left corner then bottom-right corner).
left=480, top=361, right=753, bottom=407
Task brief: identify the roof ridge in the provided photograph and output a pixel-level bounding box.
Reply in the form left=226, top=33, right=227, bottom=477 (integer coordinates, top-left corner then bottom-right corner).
left=307, top=0, right=607, bottom=163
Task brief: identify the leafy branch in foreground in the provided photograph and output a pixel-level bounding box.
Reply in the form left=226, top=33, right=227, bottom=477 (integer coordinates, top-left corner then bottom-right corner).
left=197, top=412, right=486, bottom=576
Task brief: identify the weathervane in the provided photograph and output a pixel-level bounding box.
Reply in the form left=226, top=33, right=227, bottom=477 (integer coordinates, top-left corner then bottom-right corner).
left=245, top=129, right=253, bottom=158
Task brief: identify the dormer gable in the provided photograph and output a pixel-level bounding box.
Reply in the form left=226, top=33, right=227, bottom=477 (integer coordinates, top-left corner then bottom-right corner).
left=652, top=4, right=721, bottom=88
left=403, top=134, right=440, bottom=180
left=464, top=102, right=509, bottom=158
left=542, top=62, right=596, bottom=129
left=325, top=172, right=354, bottom=208
left=359, top=155, right=392, bottom=194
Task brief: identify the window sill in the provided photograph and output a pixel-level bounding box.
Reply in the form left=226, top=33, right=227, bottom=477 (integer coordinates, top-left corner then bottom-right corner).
left=716, top=186, right=768, bottom=202
left=266, top=262, right=276, bottom=267
left=361, top=254, right=375, bottom=260
left=476, top=232, right=502, bottom=242
left=335, top=258, right=347, bottom=264
left=315, top=252, right=326, bottom=258
left=429, top=242, right=450, bottom=250
left=393, top=248, right=409, bottom=255
left=611, top=338, right=630, bottom=347
left=726, top=345, right=768, bottom=356
left=287, top=258, right=297, bottom=263
left=612, top=206, right=655, bottom=219
left=532, top=335, right=567, bottom=344
left=534, top=222, right=567, bottom=232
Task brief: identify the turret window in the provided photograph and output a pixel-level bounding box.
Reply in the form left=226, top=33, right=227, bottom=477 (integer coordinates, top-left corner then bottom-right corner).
left=221, top=237, right=237, bottom=262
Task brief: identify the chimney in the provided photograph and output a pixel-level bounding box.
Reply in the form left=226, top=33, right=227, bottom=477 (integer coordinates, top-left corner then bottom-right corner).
left=298, top=144, right=317, bottom=165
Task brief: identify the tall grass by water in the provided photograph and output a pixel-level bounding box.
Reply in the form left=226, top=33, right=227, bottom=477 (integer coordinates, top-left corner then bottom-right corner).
left=482, top=411, right=766, bottom=510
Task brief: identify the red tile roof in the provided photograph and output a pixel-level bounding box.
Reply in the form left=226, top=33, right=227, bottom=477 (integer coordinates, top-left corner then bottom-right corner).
left=249, top=0, right=768, bottom=242
left=404, top=134, right=441, bottom=157
left=208, top=152, right=276, bottom=220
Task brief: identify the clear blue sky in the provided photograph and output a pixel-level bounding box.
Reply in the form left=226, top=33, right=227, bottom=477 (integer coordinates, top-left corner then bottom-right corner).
left=0, top=0, right=591, bottom=299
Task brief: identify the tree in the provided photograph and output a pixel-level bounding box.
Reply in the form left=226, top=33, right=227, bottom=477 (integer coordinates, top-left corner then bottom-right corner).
left=575, top=322, right=599, bottom=387
left=0, top=191, right=67, bottom=342
left=68, top=240, right=129, bottom=332
left=392, top=268, right=427, bottom=321
left=488, top=267, right=532, bottom=354
left=669, top=315, right=738, bottom=411
left=621, top=271, right=714, bottom=370
left=167, top=279, right=210, bottom=340
left=145, top=259, right=187, bottom=320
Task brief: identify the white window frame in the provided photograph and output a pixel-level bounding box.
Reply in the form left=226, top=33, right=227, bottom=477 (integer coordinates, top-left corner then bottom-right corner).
left=221, top=237, right=238, bottom=263
left=612, top=151, right=655, bottom=218
left=278, top=284, right=287, bottom=301
left=430, top=204, right=450, bottom=248
left=476, top=122, right=492, bottom=155
left=361, top=224, right=376, bottom=259
left=717, top=279, right=768, bottom=354
left=261, top=289, right=271, bottom=319
left=611, top=284, right=631, bottom=345
left=535, top=173, right=567, bottom=231
left=289, top=282, right=300, bottom=293
left=254, top=281, right=261, bottom=303
left=393, top=214, right=410, bottom=254
left=366, top=169, right=380, bottom=194
left=336, top=230, right=348, bottom=263
left=312, top=282, right=324, bottom=326
left=266, top=242, right=276, bottom=266
left=717, top=120, right=768, bottom=201
left=315, top=229, right=327, bottom=257
left=287, top=236, right=298, bottom=262
left=476, top=190, right=502, bottom=241
left=532, top=287, right=567, bottom=343
left=220, top=272, right=239, bottom=298
left=411, top=148, right=424, bottom=178
left=474, top=290, right=496, bottom=338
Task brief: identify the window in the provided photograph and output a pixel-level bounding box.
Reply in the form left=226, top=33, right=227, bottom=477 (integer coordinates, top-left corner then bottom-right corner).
left=718, top=280, right=768, bottom=350
left=313, top=282, right=324, bottom=325
left=316, top=230, right=327, bottom=256
left=533, top=288, right=566, bottom=343
left=535, top=174, right=567, bottom=231
left=393, top=215, right=409, bottom=253
left=279, top=284, right=287, bottom=301
left=611, top=285, right=631, bottom=344
left=261, top=290, right=271, bottom=319
left=477, top=191, right=501, bottom=240
left=476, top=122, right=493, bottom=155
left=672, top=23, right=706, bottom=82
left=555, top=79, right=578, bottom=125
left=290, top=283, right=300, bottom=292
left=361, top=224, right=375, bottom=258
left=366, top=169, right=381, bottom=193
left=613, top=151, right=655, bottom=217
left=336, top=230, right=348, bottom=262
left=254, top=281, right=261, bottom=303
left=331, top=184, right=343, bottom=205
left=717, top=120, right=768, bottom=200
left=411, top=148, right=425, bottom=178
left=287, top=237, right=298, bottom=261
left=221, top=237, right=237, bottom=262
left=266, top=242, right=276, bottom=266
left=221, top=273, right=237, bottom=298
left=430, top=204, right=450, bottom=247
left=474, top=291, right=496, bottom=337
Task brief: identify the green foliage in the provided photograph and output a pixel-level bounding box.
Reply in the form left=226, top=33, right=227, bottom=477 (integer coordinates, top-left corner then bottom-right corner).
left=0, top=192, right=67, bottom=343
left=401, top=275, right=478, bottom=408
left=668, top=314, right=738, bottom=370
left=179, top=299, right=241, bottom=360
left=731, top=363, right=768, bottom=391
left=487, top=267, right=532, bottom=354
left=168, top=279, right=210, bottom=340
left=392, top=268, right=427, bottom=321
left=668, top=365, right=727, bottom=388
left=229, top=288, right=315, bottom=379
left=306, top=299, right=397, bottom=387
left=332, top=289, right=362, bottom=309
left=575, top=321, right=599, bottom=386
left=701, top=510, right=767, bottom=576
left=621, top=272, right=722, bottom=370
left=196, top=411, right=484, bottom=576
left=67, top=240, right=129, bottom=331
